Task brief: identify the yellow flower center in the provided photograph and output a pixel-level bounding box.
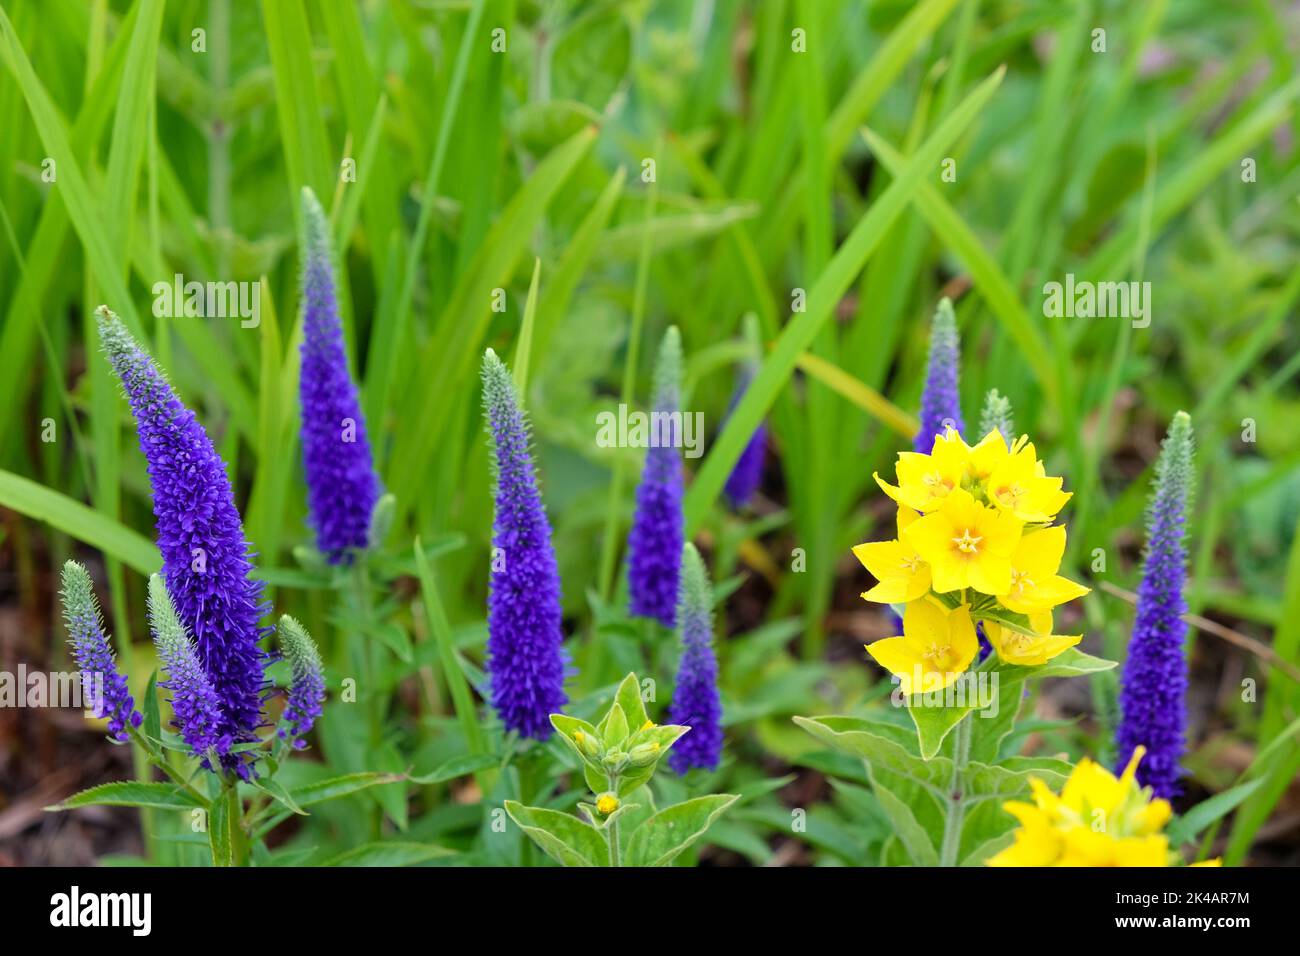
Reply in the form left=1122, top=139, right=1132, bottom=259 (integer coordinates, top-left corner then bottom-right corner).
left=952, top=528, right=982, bottom=554
left=1009, top=568, right=1035, bottom=594
left=923, top=641, right=955, bottom=670
left=997, top=482, right=1026, bottom=508
left=900, top=553, right=921, bottom=572
left=922, top=472, right=953, bottom=495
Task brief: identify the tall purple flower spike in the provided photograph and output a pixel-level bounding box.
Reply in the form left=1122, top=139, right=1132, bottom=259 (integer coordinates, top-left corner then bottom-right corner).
left=722, top=362, right=766, bottom=509
left=97, top=306, right=267, bottom=769
left=298, top=187, right=382, bottom=563
left=914, top=297, right=965, bottom=452
left=147, top=574, right=230, bottom=768
left=60, top=561, right=142, bottom=742
left=628, top=326, right=685, bottom=627
left=481, top=348, right=567, bottom=740
left=668, top=544, right=723, bottom=773
left=1116, top=411, right=1194, bottom=799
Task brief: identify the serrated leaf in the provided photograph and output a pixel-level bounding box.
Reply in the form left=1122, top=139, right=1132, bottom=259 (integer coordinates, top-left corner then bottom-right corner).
left=624, top=794, right=739, bottom=867
left=208, top=795, right=232, bottom=867
left=287, top=772, right=404, bottom=808
left=49, top=781, right=206, bottom=812
left=142, top=670, right=160, bottom=743
left=504, top=801, right=610, bottom=866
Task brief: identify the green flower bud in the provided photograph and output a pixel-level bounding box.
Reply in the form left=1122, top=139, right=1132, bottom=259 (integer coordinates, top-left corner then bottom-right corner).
left=628, top=741, right=662, bottom=767
left=573, top=729, right=603, bottom=760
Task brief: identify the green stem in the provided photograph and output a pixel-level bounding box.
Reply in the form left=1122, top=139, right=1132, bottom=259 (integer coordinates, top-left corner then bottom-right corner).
left=607, top=773, right=621, bottom=867
left=939, top=714, right=973, bottom=867
left=225, top=783, right=248, bottom=867
left=350, top=559, right=384, bottom=839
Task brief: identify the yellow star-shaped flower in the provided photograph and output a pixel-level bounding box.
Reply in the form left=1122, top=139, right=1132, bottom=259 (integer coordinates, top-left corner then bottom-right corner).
left=982, top=611, right=1081, bottom=666
left=865, top=599, right=978, bottom=694
left=903, top=488, right=1023, bottom=595
left=987, top=440, right=1071, bottom=522
left=873, top=429, right=969, bottom=513
left=851, top=507, right=931, bottom=604
left=998, top=526, right=1091, bottom=613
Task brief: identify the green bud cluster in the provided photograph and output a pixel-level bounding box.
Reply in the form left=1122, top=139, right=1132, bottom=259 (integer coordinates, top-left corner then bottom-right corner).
left=550, top=672, right=689, bottom=804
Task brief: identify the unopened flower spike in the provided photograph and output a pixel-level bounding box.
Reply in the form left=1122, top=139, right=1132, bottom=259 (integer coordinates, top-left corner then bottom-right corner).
left=60, top=561, right=142, bottom=742
left=147, top=574, right=230, bottom=769
left=915, top=297, right=965, bottom=451
left=628, top=325, right=685, bottom=627
left=97, top=307, right=267, bottom=774
left=298, top=186, right=382, bottom=563
left=978, top=389, right=1015, bottom=450
left=482, top=348, right=567, bottom=740
left=668, top=543, right=723, bottom=773
left=1116, top=411, right=1194, bottom=799
left=277, top=615, right=325, bottom=748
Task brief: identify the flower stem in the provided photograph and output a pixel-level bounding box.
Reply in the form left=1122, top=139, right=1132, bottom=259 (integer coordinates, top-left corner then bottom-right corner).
left=607, top=772, right=621, bottom=867
left=939, top=713, right=973, bottom=867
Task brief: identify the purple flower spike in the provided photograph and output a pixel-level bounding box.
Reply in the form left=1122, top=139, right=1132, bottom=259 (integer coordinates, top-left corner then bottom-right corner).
left=1117, top=411, right=1194, bottom=799
left=60, top=561, right=142, bottom=742
left=628, top=326, right=685, bottom=627
left=96, top=307, right=267, bottom=767
left=147, top=575, right=231, bottom=769
left=481, top=348, right=567, bottom=740
left=298, top=187, right=382, bottom=563
left=668, top=544, right=723, bottom=773
left=722, top=363, right=766, bottom=509
left=277, top=615, right=325, bottom=748
left=915, top=297, right=965, bottom=451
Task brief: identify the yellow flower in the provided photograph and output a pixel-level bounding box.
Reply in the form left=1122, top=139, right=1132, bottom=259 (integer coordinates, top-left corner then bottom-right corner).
left=988, top=747, right=1178, bottom=867
left=903, top=488, right=1023, bottom=595
left=965, top=429, right=1013, bottom=483
left=873, top=429, right=970, bottom=513
left=983, top=611, right=1081, bottom=666
left=865, top=599, right=978, bottom=694
left=852, top=507, right=931, bottom=603
left=596, top=793, right=619, bottom=815
left=986, top=439, right=1071, bottom=522
left=999, top=526, right=1090, bottom=613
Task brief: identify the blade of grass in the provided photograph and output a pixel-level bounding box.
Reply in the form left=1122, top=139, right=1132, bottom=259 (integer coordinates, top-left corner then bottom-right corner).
left=794, top=351, right=919, bottom=439
left=512, top=258, right=542, bottom=395
left=684, top=66, right=1007, bottom=534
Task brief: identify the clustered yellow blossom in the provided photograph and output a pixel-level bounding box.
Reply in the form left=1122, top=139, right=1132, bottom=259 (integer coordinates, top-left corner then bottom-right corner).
left=855, top=429, right=1090, bottom=691
left=988, top=747, right=1217, bottom=867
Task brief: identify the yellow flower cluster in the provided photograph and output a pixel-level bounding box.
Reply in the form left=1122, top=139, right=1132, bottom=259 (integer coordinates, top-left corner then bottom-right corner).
left=854, top=429, right=1090, bottom=693
left=988, top=747, right=1217, bottom=866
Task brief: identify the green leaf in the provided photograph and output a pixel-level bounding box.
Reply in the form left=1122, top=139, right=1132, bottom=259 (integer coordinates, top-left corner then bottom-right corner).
left=866, top=764, right=939, bottom=866
left=908, top=650, right=1116, bottom=758
left=792, top=715, right=947, bottom=795
left=287, top=772, right=405, bottom=808
left=504, top=801, right=610, bottom=867
left=321, top=842, right=457, bottom=867
left=1168, top=778, right=1265, bottom=847
left=208, top=792, right=232, bottom=867
left=613, top=672, right=650, bottom=730
left=251, top=778, right=307, bottom=816
left=0, top=469, right=160, bottom=575
left=624, top=794, right=739, bottom=867
left=602, top=702, right=629, bottom=748
left=142, top=670, right=160, bottom=744
left=48, top=782, right=206, bottom=812
left=409, top=752, right=500, bottom=786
